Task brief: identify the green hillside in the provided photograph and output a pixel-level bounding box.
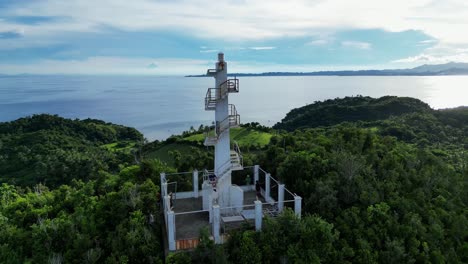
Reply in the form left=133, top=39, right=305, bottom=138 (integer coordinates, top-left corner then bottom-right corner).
left=274, top=96, right=431, bottom=131
left=0, top=114, right=143, bottom=187
left=0, top=98, right=466, bottom=263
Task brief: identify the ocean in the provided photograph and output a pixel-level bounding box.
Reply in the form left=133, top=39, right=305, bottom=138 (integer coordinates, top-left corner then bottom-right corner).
left=1, top=75, right=467, bottom=140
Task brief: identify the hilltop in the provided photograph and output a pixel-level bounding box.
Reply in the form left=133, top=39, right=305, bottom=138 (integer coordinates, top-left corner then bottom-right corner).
left=274, top=96, right=432, bottom=130
left=0, top=98, right=466, bottom=263
left=0, top=114, right=143, bottom=187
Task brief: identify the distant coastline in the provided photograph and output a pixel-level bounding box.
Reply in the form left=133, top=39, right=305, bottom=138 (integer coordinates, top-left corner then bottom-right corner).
left=186, top=62, right=468, bottom=77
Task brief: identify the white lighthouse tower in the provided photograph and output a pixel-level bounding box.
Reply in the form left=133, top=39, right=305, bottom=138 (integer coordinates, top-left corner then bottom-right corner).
left=202, top=52, right=244, bottom=210
left=160, top=53, right=301, bottom=251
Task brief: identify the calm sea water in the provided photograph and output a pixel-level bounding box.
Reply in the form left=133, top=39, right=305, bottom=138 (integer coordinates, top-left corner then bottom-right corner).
left=0, top=75, right=467, bottom=140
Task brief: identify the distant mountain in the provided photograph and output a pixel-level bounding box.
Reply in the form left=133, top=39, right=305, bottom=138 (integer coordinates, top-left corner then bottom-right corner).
left=410, top=62, right=468, bottom=73
left=186, top=62, right=468, bottom=77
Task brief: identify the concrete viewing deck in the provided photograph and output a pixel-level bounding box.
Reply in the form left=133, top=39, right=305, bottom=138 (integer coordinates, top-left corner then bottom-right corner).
left=173, top=190, right=263, bottom=240
left=161, top=165, right=302, bottom=251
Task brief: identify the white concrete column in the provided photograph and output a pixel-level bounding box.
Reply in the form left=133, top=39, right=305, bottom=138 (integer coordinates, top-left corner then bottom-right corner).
left=265, top=173, right=271, bottom=201
left=278, top=184, right=285, bottom=212
left=160, top=173, right=166, bottom=187
left=163, top=195, right=168, bottom=227
left=163, top=195, right=171, bottom=213
left=254, top=200, right=262, bottom=231
left=208, top=195, right=213, bottom=223
left=294, top=196, right=302, bottom=218
left=167, top=210, right=176, bottom=251
left=193, top=170, right=199, bottom=198
left=162, top=182, right=168, bottom=198
left=254, top=165, right=259, bottom=183
left=212, top=205, right=221, bottom=244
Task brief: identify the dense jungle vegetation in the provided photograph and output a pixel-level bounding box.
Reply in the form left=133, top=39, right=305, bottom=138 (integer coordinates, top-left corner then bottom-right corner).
left=0, top=96, right=466, bottom=263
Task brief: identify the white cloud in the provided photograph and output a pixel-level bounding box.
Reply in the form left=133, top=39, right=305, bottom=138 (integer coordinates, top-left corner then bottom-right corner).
left=392, top=53, right=468, bottom=64
left=248, top=47, right=276, bottom=50
left=2, top=0, right=468, bottom=72
left=341, top=41, right=372, bottom=50
left=306, top=39, right=329, bottom=46
left=392, top=55, right=436, bottom=63
left=391, top=42, right=468, bottom=64
left=200, top=49, right=219, bottom=53
left=1, top=0, right=468, bottom=44
left=419, top=39, right=437, bottom=44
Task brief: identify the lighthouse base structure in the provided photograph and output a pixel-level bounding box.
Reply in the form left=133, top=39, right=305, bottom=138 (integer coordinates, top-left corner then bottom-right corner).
left=161, top=166, right=301, bottom=251
left=202, top=172, right=244, bottom=213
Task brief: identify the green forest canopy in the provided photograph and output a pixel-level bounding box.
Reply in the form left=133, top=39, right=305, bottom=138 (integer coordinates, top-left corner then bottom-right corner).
left=0, top=96, right=467, bottom=263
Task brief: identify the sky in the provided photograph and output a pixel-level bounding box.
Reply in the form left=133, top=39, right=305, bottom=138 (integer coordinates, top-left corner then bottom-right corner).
left=0, top=0, right=468, bottom=75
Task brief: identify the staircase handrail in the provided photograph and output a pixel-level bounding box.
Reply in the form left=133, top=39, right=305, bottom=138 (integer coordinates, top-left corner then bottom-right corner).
left=232, top=141, right=244, bottom=168
left=220, top=78, right=239, bottom=93
left=205, top=88, right=220, bottom=101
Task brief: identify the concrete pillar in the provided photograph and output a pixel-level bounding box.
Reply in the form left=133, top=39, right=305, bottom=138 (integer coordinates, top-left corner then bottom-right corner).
left=294, top=196, right=302, bottom=218
left=212, top=205, right=221, bottom=244
left=167, top=210, right=176, bottom=251
left=278, top=184, right=285, bottom=212
left=255, top=200, right=262, bottom=231
left=162, top=182, right=168, bottom=198
left=208, top=195, right=213, bottom=223
left=160, top=173, right=166, bottom=186
left=163, top=195, right=171, bottom=213
left=254, top=165, right=259, bottom=183
left=265, top=173, right=271, bottom=201
left=193, top=170, right=199, bottom=198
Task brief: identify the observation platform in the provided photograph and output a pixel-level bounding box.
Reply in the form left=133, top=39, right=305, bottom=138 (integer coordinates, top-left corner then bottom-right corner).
left=173, top=191, right=263, bottom=240
left=161, top=165, right=301, bottom=251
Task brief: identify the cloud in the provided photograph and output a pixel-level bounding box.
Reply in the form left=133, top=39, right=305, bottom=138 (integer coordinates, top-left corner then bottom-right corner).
left=391, top=42, right=468, bottom=64
left=306, top=39, right=329, bottom=46
left=5, top=15, right=64, bottom=25
left=0, top=31, right=22, bottom=39
left=248, top=46, right=276, bottom=50
left=392, top=55, right=435, bottom=63
left=0, top=0, right=467, bottom=72
left=392, top=53, right=468, bottom=64
left=1, top=0, right=467, bottom=44
left=341, top=41, right=371, bottom=50
left=419, top=39, right=437, bottom=44
left=200, top=49, right=219, bottom=53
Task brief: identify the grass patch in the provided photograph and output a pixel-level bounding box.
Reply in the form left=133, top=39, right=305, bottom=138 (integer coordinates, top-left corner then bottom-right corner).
left=101, top=141, right=136, bottom=152
left=183, top=127, right=272, bottom=148
left=144, top=143, right=200, bottom=166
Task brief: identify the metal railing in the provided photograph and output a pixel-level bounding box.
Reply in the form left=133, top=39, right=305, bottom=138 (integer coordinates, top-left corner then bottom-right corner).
left=218, top=105, right=240, bottom=135
left=231, top=141, right=243, bottom=171
left=204, top=104, right=240, bottom=146
left=205, top=79, right=239, bottom=110
left=220, top=78, right=239, bottom=93
left=205, top=88, right=220, bottom=110
left=217, top=159, right=232, bottom=179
